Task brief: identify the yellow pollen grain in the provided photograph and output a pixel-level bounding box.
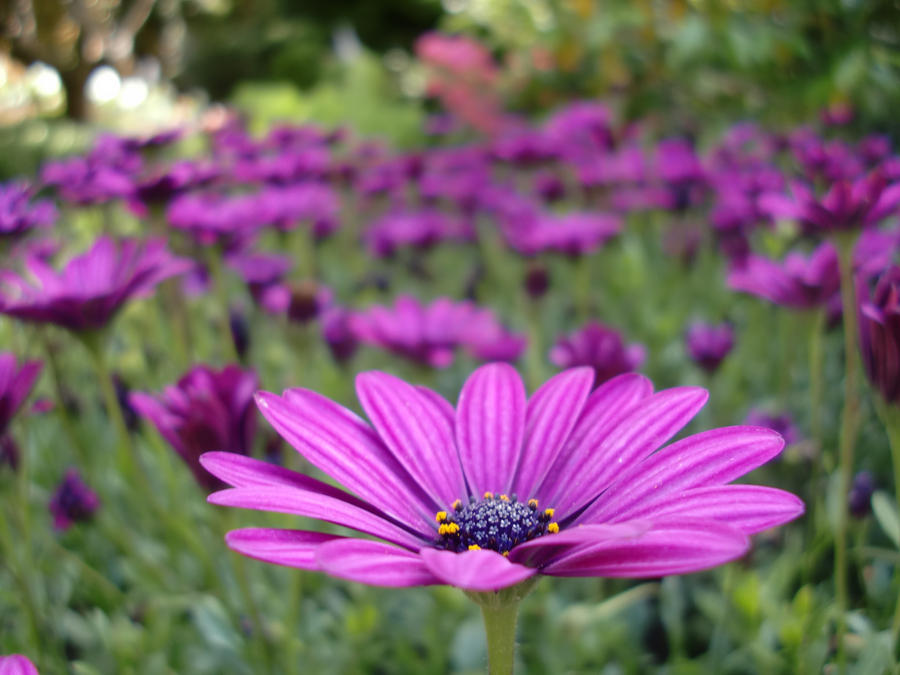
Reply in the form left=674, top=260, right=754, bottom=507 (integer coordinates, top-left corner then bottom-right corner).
left=435, top=511, right=448, bottom=523
left=499, top=494, right=510, bottom=501
left=468, top=544, right=481, bottom=551
left=483, top=491, right=494, bottom=499
left=503, top=551, right=510, bottom=557
left=452, top=499, right=462, bottom=510
left=527, top=499, right=539, bottom=508
left=544, top=508, right=555, bottom=517
left=548, top=522, right=559, bottom=534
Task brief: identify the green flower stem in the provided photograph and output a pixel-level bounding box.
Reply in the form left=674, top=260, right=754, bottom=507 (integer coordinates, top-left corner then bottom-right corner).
left=83, top=331, right=141, bottom=488
left=874, top=402, right=900, bottom=647
left=574, top=254, right=592, bottom=323
left=205, top=247, right=240, bottom=364
left=524, top=297, right=546, bottom=391
left=41, top=334, right=91, bottom=471
left=467, top=578, right=538, bottom=675
left=833, top=232, right=862, bottom=670
left=808, top=308, right=826, bottom=454
left=0, top=482, right=41, bottom=656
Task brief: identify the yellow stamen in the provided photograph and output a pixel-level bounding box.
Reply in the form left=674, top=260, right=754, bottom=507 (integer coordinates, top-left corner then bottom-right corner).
left=499, top=494, right=510, bottom=501
left=452, top=499, right=462, bottom=510
left=435, top=511, right=448, bottom=523
left=502, top=551, right=509, bottom=557
left=468, top=544, right=481, bottom=551
left=483, top=491, right=494, bottom=499
left=544, top=508, right=555, bottom=518
left=548, top=522, right=560, bottom=534
left=438, top=522, right=460, bottom=536
left=527, top=499, right=539, bottom=509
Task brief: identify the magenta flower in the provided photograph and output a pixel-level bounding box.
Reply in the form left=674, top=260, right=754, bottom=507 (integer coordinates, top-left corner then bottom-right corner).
left=758, top=171, right=900, bottom=233
left=859, top=266, right=900, bottom=404
left=727, top=243, right=840, bottom=310
left=349, top=296, right=525, bottom=368
left=744, top=409, right=800, bottom=446
left=0, top=654, right=39, bottom=675
left=0, top=182, right=57, bottom=240
left=0, top=353, right=42, bottom=438
left=549, top=321, right=645, bottom=388
left=686, top=321, right=735, bottom=374
left=507, top=211, right=621, bottom=257
left=49, top=469, right=99, bottom=531
left=130, top=365, right=259, bottom=489
left=203, top=364, right=802, bottom=592
left=364, top=209, right=474, bottom=258
left=0, top=237, right=190, bottom=332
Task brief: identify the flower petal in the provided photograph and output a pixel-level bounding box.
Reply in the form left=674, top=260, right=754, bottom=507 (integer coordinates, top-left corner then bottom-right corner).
left=356, top=371, right=466, bottom=508
left=455, top=363, right=526, bottom=495
left=511, top=367, right=594, bottom=498
left=256, top=389, right=435, bottom=530
left=508, top=522, right=650, bottom=568
left=225, top=528, right=343, bottom=569
left=577, top=427, right=785, bottom=525
left=536, top=373, right=653, bottom=502
left=547, top=386, right=709, bottom=518
left=316, top=539, right=440, bottom=587
left=615, top=485, right=804, bottom=534
left=208, top=485, right=426, bottom=549
left=200, top=452, right=373, bottom=511
left=542, top=520, right=749, bottom=578
left=419, top=548, right=537, bottom=591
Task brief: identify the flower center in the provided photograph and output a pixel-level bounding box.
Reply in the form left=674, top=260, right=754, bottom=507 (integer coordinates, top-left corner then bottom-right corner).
left=434, top=493, right=559, bottom=555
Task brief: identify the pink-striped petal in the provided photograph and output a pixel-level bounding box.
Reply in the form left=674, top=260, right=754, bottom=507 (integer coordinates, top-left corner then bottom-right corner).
left=577, top=426, right=785, bottom=525
left=511, top=367, right=594, bottom=498
left=616, top=485, right=804, bottom=534
left=200, top=452, right=373, bottom=511
left=536, top=373, right=653, bottom=502
left=0, top=655, right=40, bottom=675
left=542, top=520, right=749, bottom=578
left=508, top=522, right=650, bottom=568
left=356, top=371, right=466, bottom=508
left=208, top=486, right=426, bottom=550
left=315, top=539, right=440, bottom=587
left=256, top=389, right=434, bottom=530
left=419, top=548, right=537, bottom=591
left=546, top=387, right=709, bottom=518
left=455, top=363, right=526, bottom=496
left=225, top=528, right=342, bottom=569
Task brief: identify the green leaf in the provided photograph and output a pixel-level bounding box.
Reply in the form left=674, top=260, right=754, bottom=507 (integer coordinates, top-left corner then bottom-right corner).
left=871, top=491, right=900, bottom=549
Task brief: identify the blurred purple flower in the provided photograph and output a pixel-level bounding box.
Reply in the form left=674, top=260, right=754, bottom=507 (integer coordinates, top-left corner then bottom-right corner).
left=0, top=654, right=40, bottom=674
left=0, top=182, right=57, bottom=239
left=0, top=237, right=191, bottom=332
left=49, top=469, right=99, bottom=531
left=759, top=171, right=900, bottom=233
left=686, top=322, right=735, bottom=374
left=728, top=243, right=840, bottom=310
left=365, top=209, right=474, bottom=258
left=859, top=266, right=900, bottom=404
left=549, top=321, right=645, bottom=388
left=321, top=307, right=359, bottom=363
left=507, top=211, right=621, bottom=257
left=130, top=365, right=259, bottom=490
left=203, top=363, right=802, bottom=591
left=0, top=353, right=42, bottom=438
left=848, top=471, right=874, bottom=519
left=744, top=409, right=800, bottom=446
left=350, top=295, right=525, bottom=368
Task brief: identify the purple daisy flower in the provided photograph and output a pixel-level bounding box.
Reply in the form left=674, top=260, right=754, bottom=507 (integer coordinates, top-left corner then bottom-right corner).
left=0, top=237, right=191, bottom=332
left=507, top=211, right=621, bottom=257
left=0, top=353, right=42, bottom=438
left=859, top=266, right=900, bottom=404
left=727, top=243, right=840, bottom=310
left=202, top=364, right=802, bottom=592
left=349, top=296, right=525, bottom=368
left=130, top=365, right=259, bottom=490
left=0, top=654, right=40, bottom=674
left=549, top=321, right=645, bottom=388
left=49, top=469, right=100, bottom=531
left=0, top=182, right=57, bottom=240
left=686, top=321, right=735, bottom=374
left=321, top=307, right=359, bottom=363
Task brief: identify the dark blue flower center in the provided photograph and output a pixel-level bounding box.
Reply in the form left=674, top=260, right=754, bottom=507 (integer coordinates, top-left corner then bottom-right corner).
left=434, top=493, right=558, bottom=554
